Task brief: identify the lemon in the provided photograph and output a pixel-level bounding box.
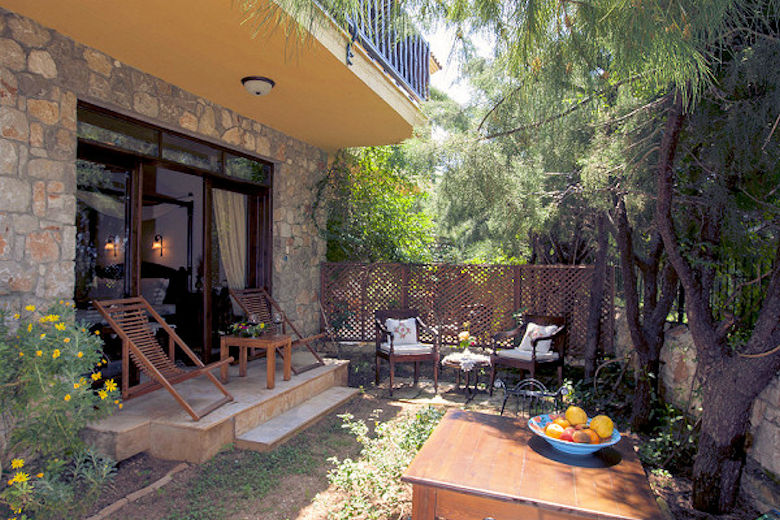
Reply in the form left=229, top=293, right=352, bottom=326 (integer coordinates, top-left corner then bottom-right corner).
left=590, top=415, right=614, bottom=438
left=564, top=405, right=588, bottom=426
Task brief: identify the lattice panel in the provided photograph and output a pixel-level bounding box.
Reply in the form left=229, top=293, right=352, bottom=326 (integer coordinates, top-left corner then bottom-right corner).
left=364, top=264, right=406, bottom=338
left=320, top=263, right=365, bottom=341
left=320, top=263, right=615, bottom=355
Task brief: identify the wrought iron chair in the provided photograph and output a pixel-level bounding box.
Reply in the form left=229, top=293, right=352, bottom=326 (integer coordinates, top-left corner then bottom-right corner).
left=495, top=377, right=566, bottom=416
left=489, top=314, right=566, bottom=395
left=229, top=288, right=326, bottom=374
left=375, top=309, right=439, bottom=396
left=93, top=296, right=234, bottom=421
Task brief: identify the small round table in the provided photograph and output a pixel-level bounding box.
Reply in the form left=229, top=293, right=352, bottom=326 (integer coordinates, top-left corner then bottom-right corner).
left=441, top=351, right=492, bottom=397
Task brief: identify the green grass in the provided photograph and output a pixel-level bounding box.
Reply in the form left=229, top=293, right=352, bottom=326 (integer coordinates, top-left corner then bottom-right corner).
left=164, top=439, right=318, bottom=520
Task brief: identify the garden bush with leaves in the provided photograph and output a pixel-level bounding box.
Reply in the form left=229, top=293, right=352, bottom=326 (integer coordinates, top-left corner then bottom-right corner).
left=326, top=406, right=444, bottom=520
left=0, top=302, right=120, bottom=519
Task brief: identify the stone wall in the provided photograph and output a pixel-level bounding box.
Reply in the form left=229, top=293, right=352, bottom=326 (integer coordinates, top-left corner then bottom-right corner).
left=653, top=322, right=779, bottom=511
left=0, top=8, right=327, bottom=334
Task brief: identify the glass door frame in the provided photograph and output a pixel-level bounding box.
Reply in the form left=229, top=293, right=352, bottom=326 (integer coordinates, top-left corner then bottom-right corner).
left=77, top=142, right=273, bottom=362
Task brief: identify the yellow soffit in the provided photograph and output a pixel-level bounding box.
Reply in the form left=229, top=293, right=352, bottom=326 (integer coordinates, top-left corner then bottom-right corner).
left=0, top=0, right=426, bottom=152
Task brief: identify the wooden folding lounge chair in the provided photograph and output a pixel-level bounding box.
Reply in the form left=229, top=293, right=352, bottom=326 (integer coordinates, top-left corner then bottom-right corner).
left=93, top=296, right=234, bottom=421
left=229, top=288, right=326, bottom=374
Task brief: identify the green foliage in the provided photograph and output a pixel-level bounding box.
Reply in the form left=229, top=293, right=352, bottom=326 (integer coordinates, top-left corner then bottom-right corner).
left=638, top=403, right=700, bottom=476
left=0, top=302, right=120, bottom=518
left=316, top=147, right=436, bottom=263
left=326, top=406, right=444, bottom=520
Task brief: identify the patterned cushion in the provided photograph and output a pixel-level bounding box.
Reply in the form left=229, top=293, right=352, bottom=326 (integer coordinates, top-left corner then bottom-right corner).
left=385, top=318, right=417, bottom=345
left=379, top=342, right=433, bottom=355
left=497, top=349, right=559, bottom=362
left=518, top=323, right=562, bottom=354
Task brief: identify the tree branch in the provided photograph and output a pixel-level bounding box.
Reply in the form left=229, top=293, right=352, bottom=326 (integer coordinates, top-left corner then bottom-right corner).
left=480, top=73, right=646, bottom=140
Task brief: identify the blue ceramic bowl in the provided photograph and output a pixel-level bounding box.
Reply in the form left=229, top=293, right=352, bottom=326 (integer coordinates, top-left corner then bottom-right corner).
left=528, top=414, right=621, bottom=456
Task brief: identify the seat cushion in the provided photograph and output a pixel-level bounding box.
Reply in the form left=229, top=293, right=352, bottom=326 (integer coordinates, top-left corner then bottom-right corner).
left=380, top=342, right=433, bottom=355
left=518, top=323, right=562, bottom=354
left=496, top=349, right=560, bottom=362
left=384, top=318, right=417, bottom=345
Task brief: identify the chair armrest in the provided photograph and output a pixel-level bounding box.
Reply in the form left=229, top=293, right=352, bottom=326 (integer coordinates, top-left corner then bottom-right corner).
left=375, top=319, right=393, bottom=352
left=530, top=326, right=565, bottom=348
left=491, top=324, right=525, bottom=353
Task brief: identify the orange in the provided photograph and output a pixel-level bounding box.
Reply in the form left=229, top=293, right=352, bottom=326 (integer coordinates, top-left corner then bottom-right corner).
left=545, top=423, right=565, bottom=439
left=583, top=428, right=600, bottom=444
left=553, top=417, right=571, bottom=429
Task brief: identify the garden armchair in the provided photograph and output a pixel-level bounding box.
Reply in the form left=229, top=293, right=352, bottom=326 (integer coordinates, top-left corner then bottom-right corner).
left=489, top=314, right=566, bottom=395
left=375, top=309, right=439, bottom=396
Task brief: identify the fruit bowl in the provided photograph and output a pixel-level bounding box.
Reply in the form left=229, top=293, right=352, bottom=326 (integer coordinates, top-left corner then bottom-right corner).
left=528, top=414, right=621, bottom=456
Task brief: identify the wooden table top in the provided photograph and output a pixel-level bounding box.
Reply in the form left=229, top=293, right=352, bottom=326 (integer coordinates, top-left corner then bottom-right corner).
left=402, top=409, right=663, bottom=520
left=221, top=334, right=291, bottom=346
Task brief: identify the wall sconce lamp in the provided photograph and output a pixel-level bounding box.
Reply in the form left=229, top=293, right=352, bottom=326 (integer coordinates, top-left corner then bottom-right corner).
left=241, top=76, right=275, bottom=96
left=152, top=234, right=163, bottom=257
left=104, top=236, right=117, bottom=257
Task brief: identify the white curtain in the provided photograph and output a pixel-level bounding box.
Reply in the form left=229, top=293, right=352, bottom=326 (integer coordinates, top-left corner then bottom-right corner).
left=213, top=190, right=247, bottom=306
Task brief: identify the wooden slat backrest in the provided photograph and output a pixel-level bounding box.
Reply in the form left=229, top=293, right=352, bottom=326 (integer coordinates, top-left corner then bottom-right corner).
left=94, top=298, right=185, bottom=381
left=230, top=288, right=274, bottom=328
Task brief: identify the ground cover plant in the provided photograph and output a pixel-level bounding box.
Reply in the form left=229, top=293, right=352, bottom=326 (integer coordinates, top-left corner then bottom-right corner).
left=0, top=302, right=120, bottom=519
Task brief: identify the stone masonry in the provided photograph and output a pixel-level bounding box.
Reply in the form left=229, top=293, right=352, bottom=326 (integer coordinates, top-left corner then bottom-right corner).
left=0, top=8, right=328, bottom=335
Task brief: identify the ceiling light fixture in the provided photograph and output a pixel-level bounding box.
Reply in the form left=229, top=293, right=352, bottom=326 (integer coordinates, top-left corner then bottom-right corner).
left=241, top=76, right=275, bottom=96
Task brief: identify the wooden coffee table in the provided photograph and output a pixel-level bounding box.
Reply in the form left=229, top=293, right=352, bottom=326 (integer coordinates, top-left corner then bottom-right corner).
left=403, top=409, right=662, bottom=520
left=219, top=334, right=292, bottom=389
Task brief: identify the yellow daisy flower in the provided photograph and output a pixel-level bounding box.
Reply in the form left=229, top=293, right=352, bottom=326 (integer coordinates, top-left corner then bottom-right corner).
left=10, top=459, right=24, bottom=469
left=40, top=333, right=46, bottom=339
left=98, top=390, right=108, bottom=400
left=11, top=472, right=29, bottom=484
left=114, top=400, right=120, bottom=404
left=27, top=323, right=32, bottom=332
left=77, top=351, right=83, bottom=358
left=18, top=352, right=23, bottom=357
left=24, top=304, right=35, bottom=312
left=73, top=382, right=80, bottom=389
left=94, top=330, right=100, bottom=335
left=35, top=350, right=42, bottom=357
left=63, top=338, right=70, bottom=343
left=55, top=322, right=66, bottom=331
left=52, top=349, right=61, bottom=359
left=91, top=372, right=101, bottom=381
left=36, top=473, right=44, bottom=478
left=118, top=403, right=123, bottom=409
left=105, top=379, right=118, bottom=392
left=12, top=313, right=20, bottom=320
left=79, top=377, right=86, bottom=386
left=64, top=394, right=71, bottom=401
left=59, top=299, right=64, bottom=304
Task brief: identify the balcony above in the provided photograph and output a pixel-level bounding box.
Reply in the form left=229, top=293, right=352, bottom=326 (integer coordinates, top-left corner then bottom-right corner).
left=0, top=0, right=430, bottom=152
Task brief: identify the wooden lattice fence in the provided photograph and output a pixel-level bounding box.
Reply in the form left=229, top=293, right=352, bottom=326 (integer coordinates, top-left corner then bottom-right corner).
left=321, top=263, right=615, bottom=356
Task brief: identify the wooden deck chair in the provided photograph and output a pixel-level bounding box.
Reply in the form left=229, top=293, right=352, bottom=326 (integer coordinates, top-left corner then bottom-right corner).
left=229, top=288, right=326, bottom=374
left=93, top=296, right=234, bottom=421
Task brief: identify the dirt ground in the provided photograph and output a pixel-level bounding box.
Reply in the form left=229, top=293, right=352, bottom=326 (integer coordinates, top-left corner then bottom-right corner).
left=87, top=346, right=762, bottom=520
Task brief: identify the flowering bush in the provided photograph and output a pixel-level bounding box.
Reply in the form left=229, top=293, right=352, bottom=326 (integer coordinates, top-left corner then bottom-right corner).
left=0, top=302, right=120, bottom=518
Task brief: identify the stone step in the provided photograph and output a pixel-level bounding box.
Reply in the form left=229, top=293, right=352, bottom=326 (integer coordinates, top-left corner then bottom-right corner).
left=235, top=386, right=359, bottom=452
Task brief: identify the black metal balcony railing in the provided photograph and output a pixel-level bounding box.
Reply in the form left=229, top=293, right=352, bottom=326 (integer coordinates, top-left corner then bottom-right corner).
left=344, top=0, right=431, bottom=101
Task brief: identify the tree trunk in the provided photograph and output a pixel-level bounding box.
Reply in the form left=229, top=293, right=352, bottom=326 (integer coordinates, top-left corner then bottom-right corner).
left=692, top=365, right=753, bottom=513
left=584, top=212, right=608, bottom=379
left=654, top=92, right=780, bottom=512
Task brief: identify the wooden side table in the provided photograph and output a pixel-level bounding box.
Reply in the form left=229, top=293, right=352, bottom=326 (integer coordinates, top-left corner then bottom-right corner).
left=219, top=334, right=292, bottom=389
left=403, top=409, right=663, bottom=520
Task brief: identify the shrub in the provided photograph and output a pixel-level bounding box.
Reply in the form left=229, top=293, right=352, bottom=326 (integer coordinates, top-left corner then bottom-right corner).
left=326, top=406, right=444, bottom=520
left=0, top=302, right=120, bottom=518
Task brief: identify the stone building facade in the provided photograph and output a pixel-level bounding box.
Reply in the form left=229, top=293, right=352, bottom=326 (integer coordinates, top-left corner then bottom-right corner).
left=0, top=8, right=327, bottom=335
